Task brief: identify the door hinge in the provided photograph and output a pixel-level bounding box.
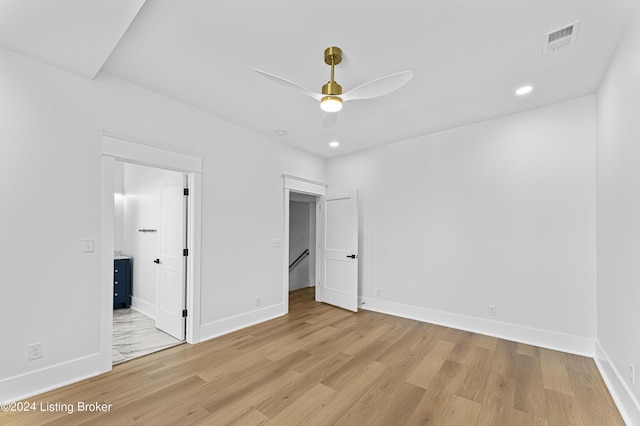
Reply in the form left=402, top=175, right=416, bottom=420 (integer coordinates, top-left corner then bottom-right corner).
left=182, top=309, right=188, bottom=318
left=184, top=188, right=189, bottom=196
left=183, top=248, right=189, bottom=256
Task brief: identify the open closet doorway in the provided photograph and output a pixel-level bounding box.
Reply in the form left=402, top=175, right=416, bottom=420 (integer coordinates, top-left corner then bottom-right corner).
left=288, top=193, right=318, bottom=308
left=112, top=161, right=187, bottom=364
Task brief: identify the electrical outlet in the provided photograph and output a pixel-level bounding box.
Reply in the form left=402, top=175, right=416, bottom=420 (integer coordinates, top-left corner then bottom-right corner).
left=376, top=289, right=382, bottom=296
left=489, top=305, right=497, bottom=316
left=28, top=342, right=43, bottom=360
left=255, top=297, right=261, bottom=307
left=630, top=363, right=635, bottom=384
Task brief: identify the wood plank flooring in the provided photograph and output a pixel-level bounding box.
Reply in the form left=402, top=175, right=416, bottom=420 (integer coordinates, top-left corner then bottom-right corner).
left=1, top=287, right=624, bottom=425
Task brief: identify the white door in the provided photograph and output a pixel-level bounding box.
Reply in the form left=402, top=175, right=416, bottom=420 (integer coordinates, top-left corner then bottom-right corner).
left=156, top=174, right=187, bottom=340
left=319, top=191, right=359, bottom=312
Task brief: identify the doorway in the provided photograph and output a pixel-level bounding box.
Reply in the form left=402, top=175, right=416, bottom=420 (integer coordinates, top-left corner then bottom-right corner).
left=112, top=161, right=187, bottom=364
left=100, top=133, right=203, bottom=373
left=288, top=193, right=317, bottom=307
left=282, top=174, right=326, bottom=313
left=282, top=175, right=360, bottom=314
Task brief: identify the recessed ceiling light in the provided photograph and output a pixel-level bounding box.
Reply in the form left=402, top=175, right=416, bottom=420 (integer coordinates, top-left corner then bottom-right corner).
left=275, top=130, right=288, bottom=137
left=515, top=85, right=533, bottom=96
left=329, top=141, right=340, bottom=148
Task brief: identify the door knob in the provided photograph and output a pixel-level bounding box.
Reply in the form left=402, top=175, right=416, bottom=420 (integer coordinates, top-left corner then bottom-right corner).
left=153, top=259, right=160, bottom=264
left=346, top=254, right=357, bottom=259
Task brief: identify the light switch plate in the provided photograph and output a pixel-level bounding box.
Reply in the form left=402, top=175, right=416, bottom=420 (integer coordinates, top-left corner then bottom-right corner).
left=82, top=238, right=95, bottom=252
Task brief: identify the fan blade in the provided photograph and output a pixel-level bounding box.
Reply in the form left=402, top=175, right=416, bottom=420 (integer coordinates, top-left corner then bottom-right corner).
left=322, top=112, right=338, bottom=128
left=341, top=71, right=413, bottom=102
left=254, top=69, right=323, bottom=101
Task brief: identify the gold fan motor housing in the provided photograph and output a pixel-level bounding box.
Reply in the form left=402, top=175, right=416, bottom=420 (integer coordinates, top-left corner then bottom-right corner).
left=322, top=81, right=342, bottom=96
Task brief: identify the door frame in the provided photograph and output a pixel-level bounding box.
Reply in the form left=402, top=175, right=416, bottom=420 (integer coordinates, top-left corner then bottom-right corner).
left=100, top=133, right=203, bottom=373
left=282, top=175, right=327, bottom=313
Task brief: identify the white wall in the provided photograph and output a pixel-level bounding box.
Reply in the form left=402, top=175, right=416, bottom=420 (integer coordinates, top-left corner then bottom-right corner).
left=289, top=200, right=311, bottom=291
left=596, top=1, right=640, bottom=423
left=0, top=47, right=325, bottom=402
left=327, top=95, right=597, bottom=354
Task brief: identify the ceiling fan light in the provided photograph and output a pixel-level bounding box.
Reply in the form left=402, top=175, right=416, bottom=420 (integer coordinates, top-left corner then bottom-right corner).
left=321, top=96, right=342, bottom=112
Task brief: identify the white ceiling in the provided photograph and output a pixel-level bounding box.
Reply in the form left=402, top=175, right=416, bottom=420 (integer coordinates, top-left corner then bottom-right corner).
left=1, top=0, right=638, bottom=157
left=0, top=0, right=145, bottom=79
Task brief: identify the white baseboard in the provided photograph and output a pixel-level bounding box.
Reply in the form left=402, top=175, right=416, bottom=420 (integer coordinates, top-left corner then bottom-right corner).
left=359, top=297, right=595, bottom=357
left=199, top=303, right=285, bottom=343
left=130, top=296, right=156, bottom=320
left=594, top=341, right=640, bottom=426
left=1, top=304, right=285, bottom=403
left=0, top=353, right=103, bottom=403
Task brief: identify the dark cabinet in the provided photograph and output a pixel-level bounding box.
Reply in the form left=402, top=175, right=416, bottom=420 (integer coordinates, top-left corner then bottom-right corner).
left=114, top=257, right=132, bottom=309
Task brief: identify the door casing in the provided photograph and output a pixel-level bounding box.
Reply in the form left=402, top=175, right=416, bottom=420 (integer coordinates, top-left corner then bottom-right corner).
left=101, top=133, right=203, bottom=373
left=282, top=175, right=327, bottom=313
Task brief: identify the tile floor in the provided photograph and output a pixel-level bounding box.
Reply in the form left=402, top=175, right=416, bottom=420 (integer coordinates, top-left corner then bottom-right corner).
left=112, top=308, right=183, bottom=365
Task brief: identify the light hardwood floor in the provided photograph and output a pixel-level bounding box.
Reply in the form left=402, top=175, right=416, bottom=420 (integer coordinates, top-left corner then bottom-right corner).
left=2, top=287, right=624, bottom=425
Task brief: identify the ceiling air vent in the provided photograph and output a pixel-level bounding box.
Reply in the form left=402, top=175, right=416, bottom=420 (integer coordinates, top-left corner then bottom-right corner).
left=543, top=20, right=580, bottom=54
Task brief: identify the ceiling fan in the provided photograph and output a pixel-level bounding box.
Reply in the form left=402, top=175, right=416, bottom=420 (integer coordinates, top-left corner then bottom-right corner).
left=254, top=46, right=413, bottom=128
